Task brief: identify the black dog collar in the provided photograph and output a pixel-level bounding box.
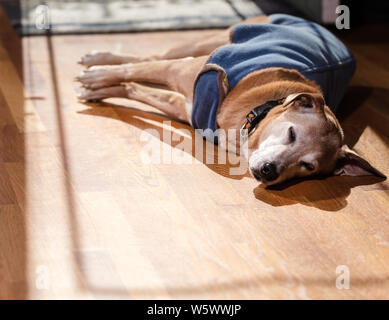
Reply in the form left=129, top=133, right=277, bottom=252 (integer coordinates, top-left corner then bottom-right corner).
left=240, top=98, right=285, bottom=139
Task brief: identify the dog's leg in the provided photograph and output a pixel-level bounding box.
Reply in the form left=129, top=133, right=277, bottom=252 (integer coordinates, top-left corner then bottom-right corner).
left=79, top=83, right=190, bottom=122
left=76, top=56, right=207, bottom=100
left=79, top=16, right=269, bottom=67
left=79, top=30, right=229, bottom=67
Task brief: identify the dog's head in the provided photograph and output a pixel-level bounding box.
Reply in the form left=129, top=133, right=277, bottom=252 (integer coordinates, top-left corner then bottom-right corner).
left=247, top=92, right=386, bottom=186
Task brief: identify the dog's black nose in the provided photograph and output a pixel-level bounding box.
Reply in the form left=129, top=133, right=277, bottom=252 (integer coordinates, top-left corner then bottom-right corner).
left=260, top=162, right=279, bottom=181
left=251, top=168, right=262, bottom=181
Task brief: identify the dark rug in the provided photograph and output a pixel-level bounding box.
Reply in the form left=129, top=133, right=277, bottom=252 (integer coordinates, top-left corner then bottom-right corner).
left=0, top=0, right=264, bottom=36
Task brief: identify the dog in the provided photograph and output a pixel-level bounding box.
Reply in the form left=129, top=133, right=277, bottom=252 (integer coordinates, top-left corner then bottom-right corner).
left=76, top=14, right=386, bottom=186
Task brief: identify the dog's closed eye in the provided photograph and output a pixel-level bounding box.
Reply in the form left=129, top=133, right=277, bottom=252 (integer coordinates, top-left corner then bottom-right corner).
left=288, top=126, right=296, bottom=143
left=300, top=161, right=315, bottom=171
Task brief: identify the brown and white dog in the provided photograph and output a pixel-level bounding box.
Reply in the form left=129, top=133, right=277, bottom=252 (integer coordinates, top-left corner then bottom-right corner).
left=76, top=15, right=385, bottom=186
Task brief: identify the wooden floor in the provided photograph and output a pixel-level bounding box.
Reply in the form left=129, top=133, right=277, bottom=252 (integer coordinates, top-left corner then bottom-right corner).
left=0, top=7, right=388, bottom=299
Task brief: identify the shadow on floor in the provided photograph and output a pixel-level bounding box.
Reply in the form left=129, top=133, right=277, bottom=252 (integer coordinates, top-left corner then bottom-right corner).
left=0, top=3, right=27, bottom=299
left=254, top=175, right=386, bottom=211
left=79, top=102, right=251, bottom=181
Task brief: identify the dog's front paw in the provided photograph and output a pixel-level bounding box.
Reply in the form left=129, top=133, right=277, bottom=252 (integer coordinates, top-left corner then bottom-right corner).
left=77, top=86, right=127, bottom=101
left=78, top=51, right=122, bottom=67
left=77, top=88, right=103, bottom=102
left=75, top=66, right=124, bottom=89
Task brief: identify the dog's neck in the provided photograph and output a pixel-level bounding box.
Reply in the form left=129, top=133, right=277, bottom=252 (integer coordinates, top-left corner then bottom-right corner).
left=216, top=67, right=322, bottom=152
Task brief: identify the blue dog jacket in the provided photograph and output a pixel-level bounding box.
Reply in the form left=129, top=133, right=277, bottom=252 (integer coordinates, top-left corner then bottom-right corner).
left=192, top=14, right=356, bottom=141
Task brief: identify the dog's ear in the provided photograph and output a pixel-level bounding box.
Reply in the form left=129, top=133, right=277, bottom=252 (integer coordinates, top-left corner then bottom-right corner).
left=282, top=92, right=324, bottom=112
left=333, top=145, right=386, bottom=178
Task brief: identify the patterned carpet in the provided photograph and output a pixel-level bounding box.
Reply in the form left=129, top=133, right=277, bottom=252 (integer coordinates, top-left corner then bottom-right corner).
left=0, top=0, right=263, bottom=35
